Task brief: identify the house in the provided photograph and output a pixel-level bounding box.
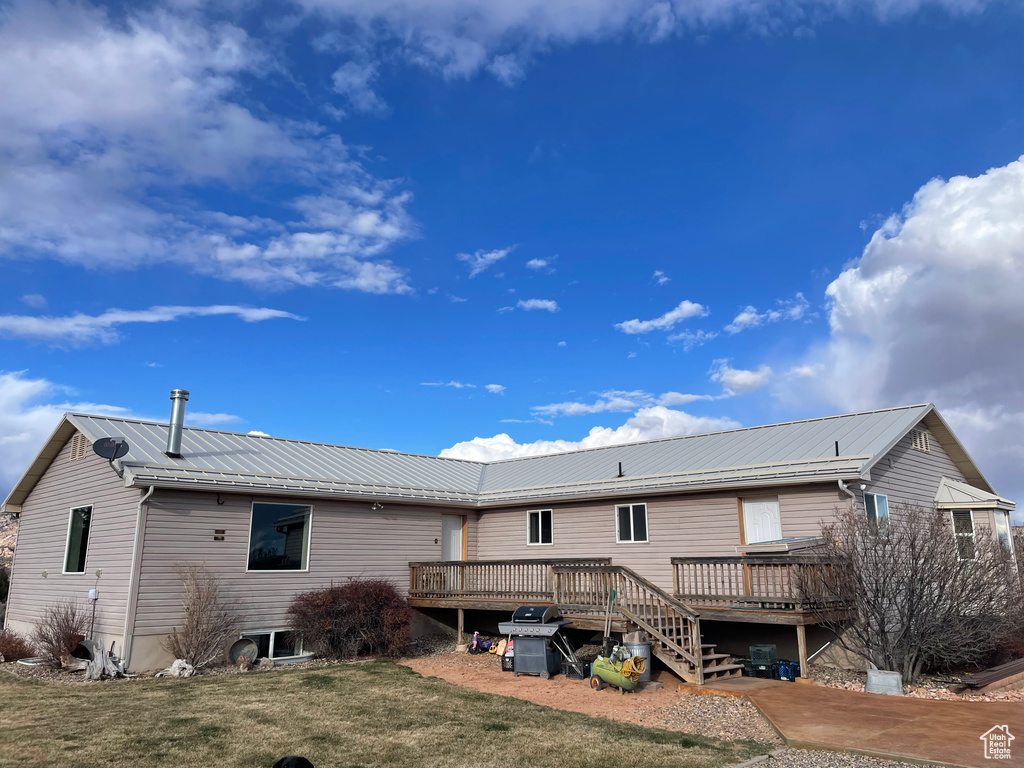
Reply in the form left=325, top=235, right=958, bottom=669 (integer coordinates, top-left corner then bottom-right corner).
left=2, top=391, right=1016, bottom=681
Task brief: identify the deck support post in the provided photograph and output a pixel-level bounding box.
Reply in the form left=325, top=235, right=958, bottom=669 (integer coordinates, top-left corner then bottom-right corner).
left=796, top=623, right=808, bottom=674
left=457, top=608, right=464, bottom=645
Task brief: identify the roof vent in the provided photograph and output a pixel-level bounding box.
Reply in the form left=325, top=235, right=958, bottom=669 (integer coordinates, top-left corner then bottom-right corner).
left=910, top=429, right=930, bottom=452
left=69, top=432, right=89, bottom=461
left=165, top=389, right=190, bottom=458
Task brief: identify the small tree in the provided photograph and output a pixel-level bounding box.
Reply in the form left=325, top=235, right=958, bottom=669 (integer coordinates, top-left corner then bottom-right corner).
left=0, top=628, right=35, bottom=661
left=162, top=563, right=242, bottom=669
left=288, top=579, right=411, bottom=659
left=33, top=600, right=87, bottom=666
left=798, top=503, right=1022, bottom=682
left=0, top=566, right=10, bottom=603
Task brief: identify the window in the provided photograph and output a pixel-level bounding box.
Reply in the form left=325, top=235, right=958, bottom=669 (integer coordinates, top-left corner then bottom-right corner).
left=63, top=505, right=92, bottom=574
left=241, top=630, right=303, bottom=659
left=951, top=510, right=976, bottom=560
left=910, top=429, right=930, bottom=452
left=864, top=493, right=889, bottom=533
left=994, top=511, right=1013, bottom=555
left=527, top=509, right=553, bottom=545
left=616, top=503, right=648, bottom=543
left=247, top=503, right=312, bottom=571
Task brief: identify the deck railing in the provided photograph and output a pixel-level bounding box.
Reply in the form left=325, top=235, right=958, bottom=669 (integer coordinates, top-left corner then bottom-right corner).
left=672, top=555, right=843, bottom=612
left=408, top=558, right=611, bottom=603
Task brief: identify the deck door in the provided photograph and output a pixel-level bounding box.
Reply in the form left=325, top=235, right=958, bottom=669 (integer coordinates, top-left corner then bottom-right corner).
left=742, top=497, right=782, bottom=544
left=441, top=514, right=465, bottom=561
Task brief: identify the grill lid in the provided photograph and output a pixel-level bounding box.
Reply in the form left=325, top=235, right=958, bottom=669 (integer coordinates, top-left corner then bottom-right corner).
left=510, top=605, right=559, bottom=624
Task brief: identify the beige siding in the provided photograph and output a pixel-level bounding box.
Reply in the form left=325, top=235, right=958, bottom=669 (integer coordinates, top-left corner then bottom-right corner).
left=475, top=484, right=845, bottom=591
left=132, top=491, right=453, bottom=645
left=5, top=433, right=140, bottom=642
left=866, top=425, right=966, bottom=509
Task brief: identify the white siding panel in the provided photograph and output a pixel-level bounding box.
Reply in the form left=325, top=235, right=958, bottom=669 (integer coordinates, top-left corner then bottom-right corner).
left=5, top=434, right=140, bottom=638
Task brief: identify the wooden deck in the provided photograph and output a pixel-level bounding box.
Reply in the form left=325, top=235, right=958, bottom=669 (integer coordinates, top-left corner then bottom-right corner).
left=673, top=555, right=845, bottom=625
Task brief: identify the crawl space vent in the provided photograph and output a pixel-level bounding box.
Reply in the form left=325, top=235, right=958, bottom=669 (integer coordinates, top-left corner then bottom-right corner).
left=910, top=429, right=930, bottom=453
left=69, top=432, right=89, bottom=461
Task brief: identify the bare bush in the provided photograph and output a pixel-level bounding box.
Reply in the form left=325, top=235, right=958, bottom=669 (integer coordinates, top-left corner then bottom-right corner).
left=798, top=504, right=1022, bottom=682
left=33, top=600, right=87, bottom=666
left=162, top=563, right=242, bottom=669
left=288, top=579, right=411, bottom=659
left=0, top=628, right=35, bottom=661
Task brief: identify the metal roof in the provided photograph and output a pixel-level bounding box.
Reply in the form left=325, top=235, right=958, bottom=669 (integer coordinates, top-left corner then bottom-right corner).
left=935, top=477, right=1014, bottom=510
left=0, top=403, right=998, bottom=511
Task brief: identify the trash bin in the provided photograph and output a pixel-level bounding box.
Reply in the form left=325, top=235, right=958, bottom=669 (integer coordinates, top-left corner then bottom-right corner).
left=624, top=641, right=652, bottom=682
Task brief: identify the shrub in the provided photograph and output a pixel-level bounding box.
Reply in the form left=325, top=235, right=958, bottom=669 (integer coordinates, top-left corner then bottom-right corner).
left=0, top=566, right=9, bottom=603
left=288, top=579, right=411, bottom=659
left=0, top=628, right=35, bottom=662
left=33, top=600, right=86, bottom=666
left=162, top=563, right=243, bottom=669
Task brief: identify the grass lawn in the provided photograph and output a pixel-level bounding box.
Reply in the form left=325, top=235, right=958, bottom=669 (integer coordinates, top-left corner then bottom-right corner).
left=0, top=661, right=769, bottom=768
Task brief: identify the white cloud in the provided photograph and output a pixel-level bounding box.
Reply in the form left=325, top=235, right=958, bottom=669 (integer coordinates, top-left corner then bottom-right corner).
left=724, top=293, right=810, bottom=334
left=709, top=359, right=772, bottom=394
left=485, top=384, right=506, bottom=394
left=332, top=61, right=388, bottom=114
left=248, top=430, right=271, bottom=437
left=421, top=380, right=476, bottom=389
left=667, top=329, right=718, bottom=351
left=439, top=406, right=741, bottom=462
left=533, top=389, right=714, bottom=416
left=557, top=341, right=567, bottom=347
left=21, top=294, right=46, bottom=309
left=653, top=270, right=670, bottom=285
left=526, top=258, right=548, bottom=270
left=0, top=1, right=416, bottom=293
left=789, top=155, right=1024, bottom=510
left=294, top=0, right=991, bottom=84
left=458, top=246, right=515, bottom=277
left=787, top=364, right=822, bottom=378
left=187, top=412, right=243, bottom=426
left=0, top=371, right=135, bottom=498
left=517, top=298, right=559, bottom=312
left=0, top=305, right=302, bottom=346
left=615, top=300, right=708, bottom=334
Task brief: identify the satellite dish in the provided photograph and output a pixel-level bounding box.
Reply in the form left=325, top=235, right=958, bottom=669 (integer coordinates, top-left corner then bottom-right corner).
left=93, top=437, right=129, bottom=461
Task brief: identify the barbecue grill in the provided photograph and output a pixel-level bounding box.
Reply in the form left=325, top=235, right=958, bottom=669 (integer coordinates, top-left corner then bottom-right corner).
left=498, top=606, right=575, bottom=679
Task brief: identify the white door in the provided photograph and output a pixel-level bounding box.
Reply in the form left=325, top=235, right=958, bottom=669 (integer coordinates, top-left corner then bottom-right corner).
left=742, top=497, right=782, bottom=544
left=441, top=515, right=464, bottom=561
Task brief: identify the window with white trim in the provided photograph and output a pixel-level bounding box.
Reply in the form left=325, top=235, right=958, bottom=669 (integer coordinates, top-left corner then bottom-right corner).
left=241, top=630, right=303, bottom=659
left=864, top=493, right=889, bottom=533
left=951, top=510, right=976, bottom=560
left=527, top=509, right=553, bottom=545
left=63, top=505, right=92, bottom=574
left=247, top=503, right=312, bottom=571
left=616, top=503, right=648, bottom=543
left=994, top=511, right=1013, bottom=555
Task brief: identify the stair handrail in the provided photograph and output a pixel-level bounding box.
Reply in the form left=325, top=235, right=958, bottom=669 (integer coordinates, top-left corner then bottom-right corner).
left=552, top=564, right=704, bottom=683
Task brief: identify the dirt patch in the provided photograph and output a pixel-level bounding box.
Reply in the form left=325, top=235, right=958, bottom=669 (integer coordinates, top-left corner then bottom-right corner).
left=811, top=666, right=1024, bottom=701
left=400, top=652, right=780, bottom=744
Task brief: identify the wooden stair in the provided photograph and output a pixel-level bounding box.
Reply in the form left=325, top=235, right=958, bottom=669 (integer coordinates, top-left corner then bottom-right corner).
left=553, top=564, right=742, bottom=685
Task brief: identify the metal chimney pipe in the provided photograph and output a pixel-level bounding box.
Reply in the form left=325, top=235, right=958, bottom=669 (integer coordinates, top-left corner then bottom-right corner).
left=165, top=389, right=189, bottom=458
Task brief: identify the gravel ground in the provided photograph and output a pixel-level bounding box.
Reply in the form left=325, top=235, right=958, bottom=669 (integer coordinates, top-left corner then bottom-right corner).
left=643, top=694, right=783, bottom=745
left=761, top=749, right=916, bottom=768
left=810, top=665, right=1024, bottom=701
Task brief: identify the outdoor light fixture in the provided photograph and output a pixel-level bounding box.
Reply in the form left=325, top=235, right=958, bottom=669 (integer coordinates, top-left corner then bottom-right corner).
left=371, top=502, right=384, bottom=511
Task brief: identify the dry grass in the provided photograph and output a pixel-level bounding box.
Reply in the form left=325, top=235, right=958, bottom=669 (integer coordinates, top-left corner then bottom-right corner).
left=0, top=660, right=766, bottom=768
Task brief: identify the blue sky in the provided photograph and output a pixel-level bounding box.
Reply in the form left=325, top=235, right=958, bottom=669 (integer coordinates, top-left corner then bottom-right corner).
left=2, top=0, right=1023, bottom=512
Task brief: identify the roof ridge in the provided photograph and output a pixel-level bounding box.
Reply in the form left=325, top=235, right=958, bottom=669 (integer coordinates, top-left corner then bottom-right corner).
left=66, top=412, right=489, bottom=468
left=482, top=403, right=934, bottom=466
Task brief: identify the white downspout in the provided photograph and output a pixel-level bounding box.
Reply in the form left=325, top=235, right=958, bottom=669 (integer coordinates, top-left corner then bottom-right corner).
left=838, top=479, right=857, bottom=506
left=121, top=485, right=154, bottom=670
